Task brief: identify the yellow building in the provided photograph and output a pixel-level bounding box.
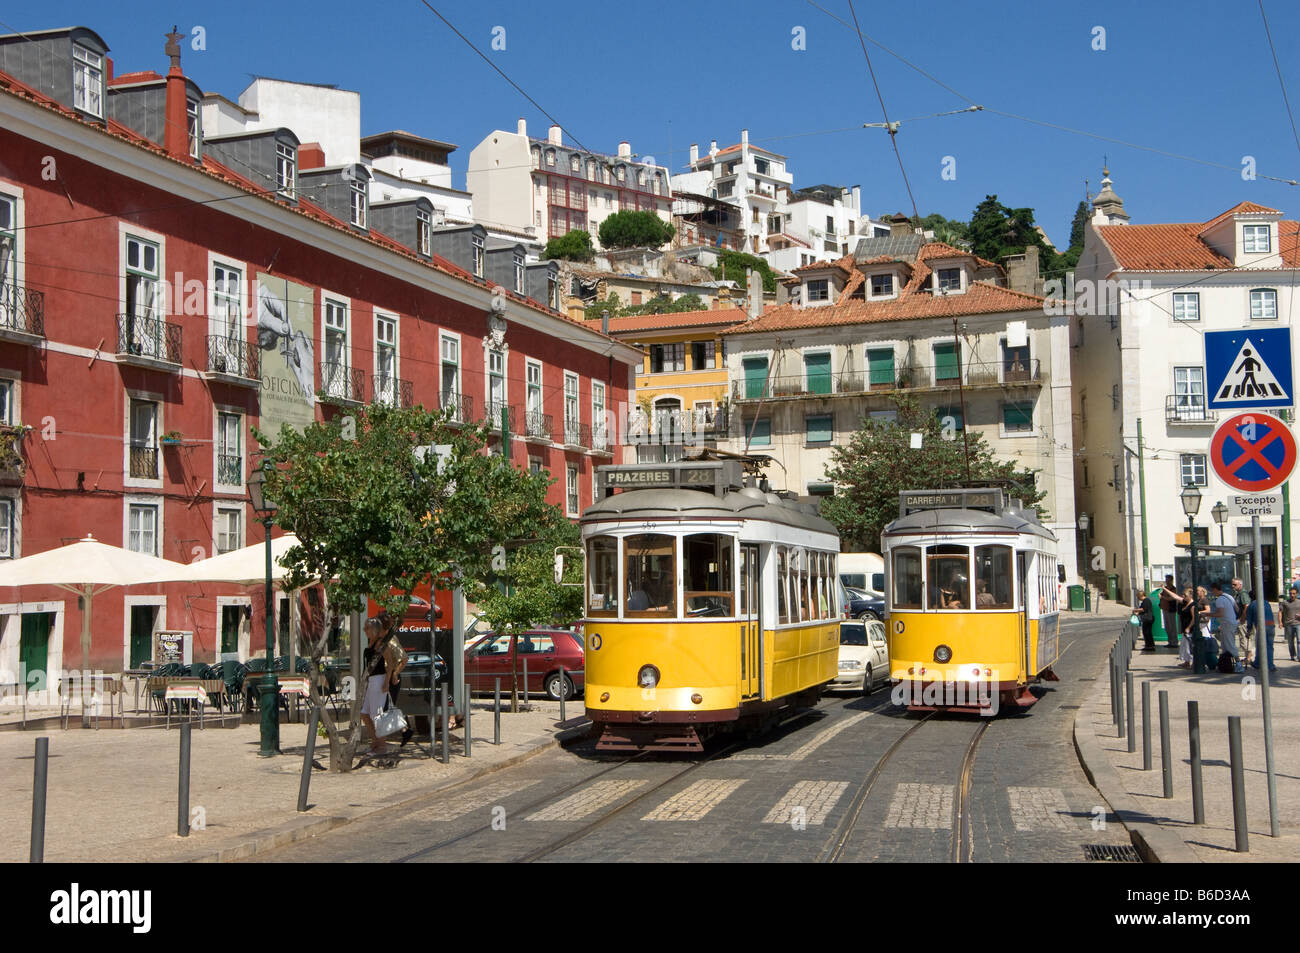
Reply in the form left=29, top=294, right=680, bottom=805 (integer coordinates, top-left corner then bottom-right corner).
left=591, top=308, right=746, bottom=462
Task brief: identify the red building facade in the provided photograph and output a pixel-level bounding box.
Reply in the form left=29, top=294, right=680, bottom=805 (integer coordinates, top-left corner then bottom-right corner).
left=0, top=26, right=638, bottom=678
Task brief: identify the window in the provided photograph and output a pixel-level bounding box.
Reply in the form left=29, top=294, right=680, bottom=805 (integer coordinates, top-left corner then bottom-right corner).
left=804, top=351, right=831, bottom=395
left=546, top=150, right=555, bottom=167
left=973, top=545, right=1012, bottom=608
left=216, top=506, right=241, bottom=554
left=870, top=273, right=894, bottom=297
left=1173, top=292, right=1199, bottom=321
left=684, top=533, right=734, bottom=616
left=806, top=413, right=832, bottom=444
left=440, top=334, right=460, bottom=411
left=0, top=498, right=12, bottom=559
left=566, top=463, right=579, bottom=517
left=526, top=359, right=543, bottom=432
left=186, top=99, right=200, bottom=159
left=528, top=455, right=543, bottom=474
left=1002, top=339, right=1031, bottom=381
left=927, top=544, right=970, bottom=610
left=1250, top=289, right=1277, bottom=320
left=570, top=154, right=579, bottom=172
left=564, top=373, right=580, bottom=443
left=1002, top=401, right=1033, bottom=433
left=867, top=347, right=895, bottom=389
left=72, top=44, right=103, bottom=117
left=936, top=405, right=963, bottom=432
left=625, top=534, right=676, bottom=616
left=211, top=262, right=242, bottom=340
left=1173, top=366, right=1205, bottom=417
left=592, top=381, right=606, bottom=449
left=513, top=253, right=525, bottom=293
left=1181, top=453, right=1208, bottom=487
left=531, top=147, right=540, bottom=169
left=0, top=194, right=15, bottom=308
left=416, top=208, right=432, bottom=256
left=649, top=342, right=684, bottom=373
left=587, top=535, right=618, bottom=616
left=275, top=143, right=296, bottom=198
left=742, top=356, right=769, bottom=399
left=472, top=233, right=485, bottom=277
left=0, top=379, right=12, bottom=425
left=826, top=215, right=835, bottom=232
left=933, top=342, right=959, bottom=382
left=1243, top=225, right=1271, bottom=254
left=936, top=268, right=962, bottom=292
left=892, top=546, right=923, bottom=609
left=350, top=179, right=368, bottom=227
left=487, top=349, right=506, bottom=419
left=806, top=279, right=829, bottom=302
left=128, top=399, right=158, bottom=480
left=375, top=315, right=398, bottom=405
left=125, top=236, right=160, bottom=322
left=690, top=341, right=715, bottom=370
left=747, top=417, right=771, bottom=447
left=127, top=503, right=158, bottom=555
left=322, top=299, right=349, bottom=397
left=776, top=547, right=790, bottom=624
left=215, top=411, right=242, bottom=487
left=631, top=291, right=643, bottom=306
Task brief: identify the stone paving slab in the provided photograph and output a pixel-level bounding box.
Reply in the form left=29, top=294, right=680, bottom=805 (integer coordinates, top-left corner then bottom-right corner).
left=1077, top=630, right=1300, bottom=863
left=2, top=698, right=583, bottom=863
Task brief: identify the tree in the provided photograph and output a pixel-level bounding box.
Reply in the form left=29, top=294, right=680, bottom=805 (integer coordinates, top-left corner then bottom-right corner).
left=465, top=515, right=584, bottom=634
left=914, top=212, right=969, bottom=247
left=712, top=249, right=777, bottom=293
left=621, top=292, right=707, bottom=316
left=820, top=397, right=1045, bottom=552
left=598, top=210, right=675, bottom=249
left=542, top=229, right=595, bottom=262
left=583, top=293, right=622, bottom=323
left=253, top=403, right=559, bottom=771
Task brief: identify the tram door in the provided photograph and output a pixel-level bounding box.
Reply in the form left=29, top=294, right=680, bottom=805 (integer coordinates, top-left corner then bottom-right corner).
left=740, top=544, right=762, bottom=698
left=1016, top=552, right=1031, bottom=678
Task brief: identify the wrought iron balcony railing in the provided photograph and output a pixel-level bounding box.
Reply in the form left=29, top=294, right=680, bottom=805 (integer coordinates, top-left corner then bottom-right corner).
left=205, top=335, right=260, bottom=381
left=319, top=362, right=365, bottom=404
left=0, top=284, right=45, bottom=340
left=440, top=391, right=473, bottom=424
left=1165, top=394, right=1216, bottom=424
left=372, top=374, right=414, bottom=408
left=117, top=312, right=182, bottom=367
left=216, top=453, right=243, bottom=486
left=484, top=400, right=517, bottom=431
left=732, top=360, right=1041, bottom=400
left=129, top=445, right=158, bottom=479
left=523, top=409, right=553, bottom=440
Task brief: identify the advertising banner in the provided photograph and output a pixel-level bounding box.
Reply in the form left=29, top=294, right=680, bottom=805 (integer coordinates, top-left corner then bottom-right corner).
left=256, top=274, right=315, bottom=436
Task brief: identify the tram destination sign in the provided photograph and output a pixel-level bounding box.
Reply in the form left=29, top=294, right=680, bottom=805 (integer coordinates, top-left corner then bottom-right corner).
left=597, top=461, right=743, bottom=496
left=900, top=489, right=1004, bottom=515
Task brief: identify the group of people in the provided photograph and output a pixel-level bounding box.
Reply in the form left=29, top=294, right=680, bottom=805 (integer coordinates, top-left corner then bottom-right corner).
left=1135, top=575, right=1296, bottom=674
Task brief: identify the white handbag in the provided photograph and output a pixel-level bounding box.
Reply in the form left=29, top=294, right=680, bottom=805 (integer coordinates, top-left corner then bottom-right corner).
left=373, top=701, right=407, bottom=738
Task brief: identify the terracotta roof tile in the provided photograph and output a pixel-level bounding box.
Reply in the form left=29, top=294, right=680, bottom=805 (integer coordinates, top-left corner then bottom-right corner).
left=591, top=307, right=749, bottom=334
left=1198, top=201, right=1281, bottom=233
left=1099, top=204, right=1300, bottom=271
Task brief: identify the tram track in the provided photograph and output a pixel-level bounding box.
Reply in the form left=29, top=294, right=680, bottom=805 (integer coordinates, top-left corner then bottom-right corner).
left=951, top=720, right=990, bottom=863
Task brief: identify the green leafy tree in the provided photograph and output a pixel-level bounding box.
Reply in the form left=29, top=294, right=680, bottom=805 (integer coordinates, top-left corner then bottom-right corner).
left=542, top=229, right=595, bottom=262
left=712, top=250, right=777, bottom=293
left=598, top=210, right=675, bottom=249
left=583, top=293, right=623, bottom=323
left=1067, top=200, right=1089, bottom=251
left=622, top=292, right=708, bottom=316
left=914, top=212, right=969, bottom=247
left=466, top=516, right=584, bottom=635
left=254, top=403, right=558, bottom=771
left=820, top=397, right=1045, bottom=552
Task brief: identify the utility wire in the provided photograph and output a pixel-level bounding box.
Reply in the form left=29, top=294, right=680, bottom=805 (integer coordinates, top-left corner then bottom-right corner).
left=1259, top=0, right=1300, bottom=160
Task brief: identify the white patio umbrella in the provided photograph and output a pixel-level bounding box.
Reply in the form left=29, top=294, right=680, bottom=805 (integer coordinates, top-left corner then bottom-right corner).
left=0, top=533, right=188, bottom=674
left=141, top=532, right=306, bottom=586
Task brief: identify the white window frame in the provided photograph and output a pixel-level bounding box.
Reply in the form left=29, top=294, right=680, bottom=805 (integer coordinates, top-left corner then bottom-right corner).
left=124, top=496, right=163, bottom=557
left=275, top=143, right=296, bottom=199
left=440, top=331, right=462, bottom=413
left=120, top=224, right=166, bottom=320
left=528, top=454, right=544, bottom=475
left=213, top=407, right=244, bottom=494
left=186, top=98, right=200, bottom=159
left=0, top=493, right=18, bottom=559
left=1243, top=224, right=1271, bottom=254
left=0, top=183, right=26, bottom=308
left=566, top=463, right=580, bottom=517
left=1172, top=292, right=1200, bottom=321
left=374, top=311, right=399, bottom=406
left=72, top=43, right=103, bottom=117
left=207, top=254, right=246, bottom=372
left=486, top=346, right=507, bottom=420
left=1180, top=453, right=1208, bottom=487
left=1249, top=288, right=1278, bottom=320
left=564, top=371, right=581, bottom=445
left=213, top=503, right=244, bottom=556
left=472, top=234, right=485, bottom=277
left=935, top=267, right=963, bottom=294
left=592, top=380, right=607, bottom=450
left=416, top=208, right=432, bottom=256
left=1173, top=365, right=1206, bottom=415
left=349, top=177, right=367, bottom=228
left=124, top=391, right=163, bottom=490
left=869, top=272, right=897, bottom=299
left=513, top=253, right=526, bottom=293
left=321, top=295, right=351, bottom=397
left=0, top=377, right=17, bottom=426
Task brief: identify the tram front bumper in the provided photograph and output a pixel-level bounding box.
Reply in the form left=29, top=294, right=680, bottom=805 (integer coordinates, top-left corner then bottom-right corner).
left=586, top=684, right=741, bottom=723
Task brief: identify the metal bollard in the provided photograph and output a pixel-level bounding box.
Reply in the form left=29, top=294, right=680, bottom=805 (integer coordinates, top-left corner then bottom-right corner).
left=178, top=722, right=191, bottom=837
left=298, top=708, right=319, bottom=812
left=1110, top=649, right=1120, bottom=726
left=440, top=685, right=450, bottom=765
left=30, top=737, right=48, bottom=863
left=1228, top=715, right=1249, bottom=852
left=1158, top=689, right=1173, bottom=798
left=463, top=681, right=472, bottom=758
left=494, top=677, right=501, bottom=745
left=1188, top=700, right=1204, bottom=825
left=522, top=657, right=529, bottom=710
left=559, top=665, right=566, bottom=722
left=1125, top=672, right=1136, bottom=753
left=1141, top=680, right=1152, bottom=771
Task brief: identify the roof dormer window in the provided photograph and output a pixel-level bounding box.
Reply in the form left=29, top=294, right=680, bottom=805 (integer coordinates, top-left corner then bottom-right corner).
left=571, top=154, right=580, bottom=172
left=806, top=279, right=830, bottom=303
left=416, top=208, right=432, bottom=256
left=546, top=149, right=556, bottom=167
left=531, top=147, right=541, bottom=169
left=936, top=267, right=962, bottom=293
left=72, top=44, right=103, bottom=117
left=870, top=274, right=894, bottom=298
left=276, top=143, right=296, bottom=199
left=186, top=99, right=201, bottom=159
left=1243, top=224, right=1271, bottom=254
left=472, top=233, right=485, bottom=278
left=349, top=177, right=367, bottom=228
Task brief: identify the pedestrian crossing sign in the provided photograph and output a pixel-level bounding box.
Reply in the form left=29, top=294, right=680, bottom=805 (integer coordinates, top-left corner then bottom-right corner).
left=1205, top=327, right=1293, bottom=410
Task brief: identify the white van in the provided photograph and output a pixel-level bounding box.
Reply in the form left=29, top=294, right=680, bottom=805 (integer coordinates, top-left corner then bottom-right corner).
left=839, top=552, right=884, bottom=598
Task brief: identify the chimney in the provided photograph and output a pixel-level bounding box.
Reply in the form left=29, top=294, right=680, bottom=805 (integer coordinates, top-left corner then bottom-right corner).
left=548, top=124, right=562, bottom=145
left=689, top=143, right=698, bottom=165
left=299, top=142, right=326, bottom=170
left=618, top=141, right=631, bottom=159
left=746, top=268, right=763, bottom=320
left=851, top=185, right=861, bottom=213
left=709, top=140, right=718, bottom=157
left=517, top=117, right=527, bottom=137
left=741, top=128, right=749, bottom=148
left=162, top=26, right=190, bottom=161
left=601, top=308, right=610, bottom=335
left=888, top=213, right=912, bottom=237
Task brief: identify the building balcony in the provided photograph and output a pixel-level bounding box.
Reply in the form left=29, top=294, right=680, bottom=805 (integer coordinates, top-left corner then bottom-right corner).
left=485, top=400, right=516, bottom=431
left=129, top=445, right=158, bottom=480
left=523, top=409, right=553, bottom=441
left=372, top=373, right=414, bottom=409
left=0, top=424, right=27, bottom=483
left=319, top=362, right=365, bottom=405
left=1166, top=395, right=1217, bottom=425
left=439, top=391, right=473, bottom=424
left=563, top=419, right=590, bottom=449
left=0, top=285, right=45, bottom=345
left=117, top=313, right=182, bottom=370
left=216, top=453, right=243, bottom=487
left=731, top=360, right=1041, bottom=401
left=203, top=335, right=260, bottom=387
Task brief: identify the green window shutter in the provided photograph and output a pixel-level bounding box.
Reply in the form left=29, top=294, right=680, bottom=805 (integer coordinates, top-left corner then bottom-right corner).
left=1003, top=401, right=1033, bottom=431
left=806, top=414, right=833, bottom=443
left=934, top=343, right=958, bottom=381
left=867, top=348, right=894, bottom=386
left=936, top=405, right=963, bottom=431
left=749, top=417, right=771, bottom=446
left=804, top=352, right=832, bottom=395
left=743, top=357, right=768, bottom=399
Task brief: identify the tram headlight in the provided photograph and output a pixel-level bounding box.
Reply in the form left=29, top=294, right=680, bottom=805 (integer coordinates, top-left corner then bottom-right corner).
left=637, top=664, right=660, bottom=689
left=934, top=644, right=953, bottom=663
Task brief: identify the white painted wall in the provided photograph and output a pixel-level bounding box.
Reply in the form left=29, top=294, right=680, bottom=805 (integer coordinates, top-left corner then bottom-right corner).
left=238, top=78, right=362, bottom=166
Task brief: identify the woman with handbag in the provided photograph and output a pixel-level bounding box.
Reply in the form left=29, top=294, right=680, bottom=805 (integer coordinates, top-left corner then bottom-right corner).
left=1176, top=587, right=1196, bottom=668
left=360, top=616, right=402, bottom=754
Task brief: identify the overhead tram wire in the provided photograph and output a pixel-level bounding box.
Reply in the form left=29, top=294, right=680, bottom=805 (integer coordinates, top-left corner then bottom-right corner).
left=1259, top=0, right=1300, bottom=160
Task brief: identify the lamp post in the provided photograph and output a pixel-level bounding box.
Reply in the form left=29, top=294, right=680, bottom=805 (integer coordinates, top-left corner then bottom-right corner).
left=1078, top=512, right=1091, bottom=611
left=1211, top=501, right=1228, bottom=547
left=247, top=461, right=280, bottom=757
left=1181, top=483, right=1205, bottom=674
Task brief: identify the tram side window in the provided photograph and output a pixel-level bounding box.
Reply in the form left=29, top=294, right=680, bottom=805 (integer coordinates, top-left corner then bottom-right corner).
left=797, top=549, right=811, bottom=622
left=816, top=553, right=829, bottom=619
left=587, top=535, right=619, bottom=617
left=1037, top=554, right=1055, bottom=614
left=893, top=547, right=922, bottom=609
left=777, top=547, right=790, bottom=624
left=927, top=544, right=970, bottom=610
left=684, top=533, right=734, bottom=617
left=625, top=534, right=677, bottom=617
left=973, top=545, right=1013, bottom=609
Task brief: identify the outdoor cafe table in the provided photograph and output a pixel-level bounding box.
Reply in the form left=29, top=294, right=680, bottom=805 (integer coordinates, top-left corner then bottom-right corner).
left=163, top=681, right=211, bottom=729
left=59, top=674, right=121, bottom=729
left=277, top=674, right=311, bottom=722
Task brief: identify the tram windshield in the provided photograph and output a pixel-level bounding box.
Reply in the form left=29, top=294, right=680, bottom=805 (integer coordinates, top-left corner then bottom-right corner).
left=587, top=535, right=619, bottom=617
left=927, top=544, right=970, bottom=609
left=892, top=546, right=923, bottom=609
left=974, top=545, right=1013, bottom=609
left=684, top=533, right=734, bottom=617
left=625, top=534, right=677, bottom=617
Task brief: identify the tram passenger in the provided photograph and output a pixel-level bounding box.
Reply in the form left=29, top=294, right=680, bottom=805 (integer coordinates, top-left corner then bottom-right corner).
left=976, top=579, right=996, bottom=607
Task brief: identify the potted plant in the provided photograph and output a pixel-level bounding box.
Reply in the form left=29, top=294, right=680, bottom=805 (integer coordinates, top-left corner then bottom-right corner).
left=160, top=431, right=184, bottom=447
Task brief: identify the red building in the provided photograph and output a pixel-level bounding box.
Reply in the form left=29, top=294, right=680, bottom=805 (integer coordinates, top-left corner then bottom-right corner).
left=0, top=26, right=639, bottom=679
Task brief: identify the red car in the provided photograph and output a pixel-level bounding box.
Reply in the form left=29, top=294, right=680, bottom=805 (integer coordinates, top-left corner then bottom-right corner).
left=465, top=629, right=584, bottom=700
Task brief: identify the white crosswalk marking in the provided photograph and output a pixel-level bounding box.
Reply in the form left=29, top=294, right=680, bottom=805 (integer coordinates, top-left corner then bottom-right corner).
left=642, top=778, right=746, bottom=821
left=734, top=712, right=870, bottom=761
left=883, top=782, right=954, bottom=829
left=414, top=778, right=542, bottom=821
left=762, top=780, right=849, bottom=825
left=526, top=780, right=648, bottom=821
left=1007, top=786, right=1073, bottom=831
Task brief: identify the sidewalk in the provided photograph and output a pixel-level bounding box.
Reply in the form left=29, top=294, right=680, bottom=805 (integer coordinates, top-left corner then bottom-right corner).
left=1075, top=628, right=1300, bottom=862
left=3, top=698, right=588, bottom=863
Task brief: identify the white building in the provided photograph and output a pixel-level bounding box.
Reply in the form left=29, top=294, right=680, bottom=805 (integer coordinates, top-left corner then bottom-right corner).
left=1070, top=170, right=1300, bottom=600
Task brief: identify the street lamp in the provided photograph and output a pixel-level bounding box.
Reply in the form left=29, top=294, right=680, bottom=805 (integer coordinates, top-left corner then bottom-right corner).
left=1180, top=483, right=1205, bottom=674
left=247, top=461, right=280, bottom=757
left=1077, top=513, right=1091, bottom=610
left=1211, top=500, right=1228, bottom=546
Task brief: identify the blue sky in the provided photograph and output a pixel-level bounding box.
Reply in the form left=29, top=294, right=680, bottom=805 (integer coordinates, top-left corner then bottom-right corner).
left=11, top=0, right=1300, bottom=246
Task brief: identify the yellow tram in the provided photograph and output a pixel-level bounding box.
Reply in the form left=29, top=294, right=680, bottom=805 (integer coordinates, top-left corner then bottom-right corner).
left=881, top=489, right=1061, bottom=713
left=581, top=460, right=841, bottom=752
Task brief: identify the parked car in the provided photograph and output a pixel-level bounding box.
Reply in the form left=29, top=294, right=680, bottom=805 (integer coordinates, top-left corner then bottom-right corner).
left=464, top=628, right=585, bottom=700
left=830, top=619, right=889, bottom=694
left=843, top=585, right=886, bottom=621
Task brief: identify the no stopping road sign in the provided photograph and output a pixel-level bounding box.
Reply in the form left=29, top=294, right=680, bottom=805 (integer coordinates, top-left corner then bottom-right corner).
left=1209, top=412, right=1296, bottom=492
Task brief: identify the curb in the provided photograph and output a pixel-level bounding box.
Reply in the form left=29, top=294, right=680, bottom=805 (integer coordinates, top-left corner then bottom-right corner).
left=1072, top=655, right=1201, bottom=864
left=172, top=720, right=593, bottom=863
